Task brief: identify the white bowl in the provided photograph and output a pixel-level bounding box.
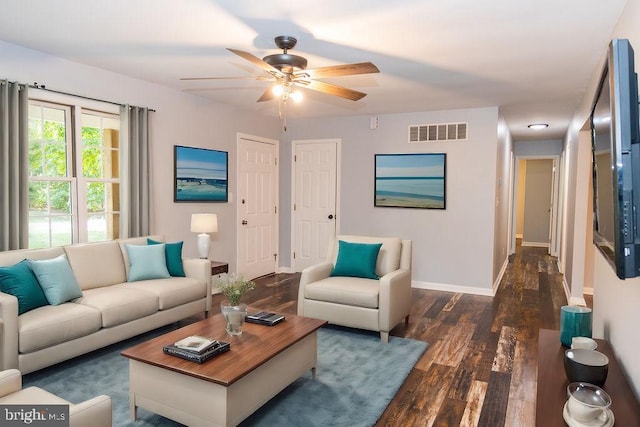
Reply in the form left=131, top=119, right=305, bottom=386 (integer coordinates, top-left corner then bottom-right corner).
left=571, top=337, right=598, bottom=350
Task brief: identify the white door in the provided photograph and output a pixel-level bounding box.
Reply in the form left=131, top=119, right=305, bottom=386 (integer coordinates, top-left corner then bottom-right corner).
left=237, top=135, right=279, bottom=280
left=522, top=158, right=554, bottom=249
left=549, top=158, right=559, bottom=256
left=292, top=139, right=339, bottom=271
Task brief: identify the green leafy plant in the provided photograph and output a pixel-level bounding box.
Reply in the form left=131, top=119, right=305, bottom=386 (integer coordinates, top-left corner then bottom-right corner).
left=215, top=273, right=256, bottom=306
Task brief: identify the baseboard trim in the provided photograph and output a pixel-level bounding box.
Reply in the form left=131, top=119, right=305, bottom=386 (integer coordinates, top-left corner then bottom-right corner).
left=493, top=257, right=509, bottom=294
left=569, top=296, right=588, bottom=306
left=277, top=267, right=294, bottom=274
left=412, top=280, right=494, bottom=297
left=562, top=276, right=587, bottom=306
left=521, top=241, right=550, bottom=248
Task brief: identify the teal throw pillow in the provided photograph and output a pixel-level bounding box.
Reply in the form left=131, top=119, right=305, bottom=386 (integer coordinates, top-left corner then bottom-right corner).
left=28, top=255, right=83, bottom=305
left=147, top=239, right=185, bottom=277
left=0, top=259, right=49, bottom=314
left=125, top=243, right=170, bottom=282
left=330, top=240, right=383, bottom=279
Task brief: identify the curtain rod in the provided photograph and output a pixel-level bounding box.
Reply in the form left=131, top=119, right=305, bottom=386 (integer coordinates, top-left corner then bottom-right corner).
left=28, top=83, right=156, bottom=112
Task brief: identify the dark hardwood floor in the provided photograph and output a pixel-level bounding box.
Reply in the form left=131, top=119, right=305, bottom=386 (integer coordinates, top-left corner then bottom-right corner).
left=214, top=242, right=567, bottom=426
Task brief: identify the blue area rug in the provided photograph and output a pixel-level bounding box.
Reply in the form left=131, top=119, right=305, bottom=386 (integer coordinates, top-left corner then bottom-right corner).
left=24, top=324, right=427, bottom=426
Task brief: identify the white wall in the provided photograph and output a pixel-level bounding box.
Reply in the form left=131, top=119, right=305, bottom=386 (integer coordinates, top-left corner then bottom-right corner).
left=493, top=115, right=513, bottom=289
left=593, top=249, right=640, bottom=399
left=514, top=139, right=563, bottom=156
left=284, top=107, right=500, bottom=294
left=0, top=40, right=282, bottom=271
left=564, top=0, right=640, bottom=397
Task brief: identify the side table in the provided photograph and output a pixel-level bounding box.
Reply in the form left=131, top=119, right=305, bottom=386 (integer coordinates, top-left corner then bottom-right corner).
left=210, top=261, right=229, bottom=276
left=210, top=261, right=229, bottom=295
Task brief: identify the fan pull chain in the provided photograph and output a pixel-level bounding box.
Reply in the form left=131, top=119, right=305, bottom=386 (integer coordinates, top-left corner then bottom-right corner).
left=278, top=96, right=288, bottom=131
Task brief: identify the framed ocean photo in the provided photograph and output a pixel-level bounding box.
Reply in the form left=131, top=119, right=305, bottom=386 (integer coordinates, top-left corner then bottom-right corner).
left=174, top=145, right=228, bottom=202
left=374, top=153, right=446, bottom=209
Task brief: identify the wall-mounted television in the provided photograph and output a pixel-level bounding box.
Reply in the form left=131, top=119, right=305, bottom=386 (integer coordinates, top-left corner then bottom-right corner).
left=591, top=39, right=640, bottom=279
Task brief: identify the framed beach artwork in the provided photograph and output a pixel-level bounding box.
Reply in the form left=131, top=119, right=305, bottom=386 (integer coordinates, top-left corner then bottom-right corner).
left=174, top=145, right=228, bottom=202
left=374, top=153, right=446, bottom=209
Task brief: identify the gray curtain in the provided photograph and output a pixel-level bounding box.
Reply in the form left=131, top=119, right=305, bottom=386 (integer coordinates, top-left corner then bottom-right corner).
left=0, top=81, right=29, bottom=251
left=120, top=105, right=150, bottom=238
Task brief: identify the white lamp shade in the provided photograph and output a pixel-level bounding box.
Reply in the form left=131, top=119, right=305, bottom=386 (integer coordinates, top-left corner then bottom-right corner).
left=191, top=214, right=217, bottom=259
left=190, top=214, right=218, bottom=233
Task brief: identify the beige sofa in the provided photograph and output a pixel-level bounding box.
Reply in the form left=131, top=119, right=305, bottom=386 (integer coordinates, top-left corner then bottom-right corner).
left=297, top=235, right=412, bottom=343
left=0, top=368, right=112, bottom=426
left=0, top=235, right=211, bottom=374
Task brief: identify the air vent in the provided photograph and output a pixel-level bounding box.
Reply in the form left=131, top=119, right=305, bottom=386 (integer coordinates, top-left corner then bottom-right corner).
left=409, top=122, right=468, bottom=142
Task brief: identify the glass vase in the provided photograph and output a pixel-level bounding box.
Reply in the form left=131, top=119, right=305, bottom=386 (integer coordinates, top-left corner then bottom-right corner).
left=220, top=302, right=247, bottom=336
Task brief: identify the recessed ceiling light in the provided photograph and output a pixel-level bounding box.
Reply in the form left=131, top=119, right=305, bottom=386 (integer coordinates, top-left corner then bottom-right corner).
left=527, top=123, right=549, bottom=130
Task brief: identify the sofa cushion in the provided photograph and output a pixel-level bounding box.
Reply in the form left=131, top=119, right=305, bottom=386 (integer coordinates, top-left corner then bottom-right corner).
left=0, top=260, right=49, bottom=314
left=28, top=255, right=83, bottom=305
left=304, top=276, right=379, bottom=309
left=147, top=239, right=186, bottom=277
left=0, top=247, right=65, bottom=267
left=64, top=241, right=126, bottom=290
left=331, top=240, right=382, bottom=279
left=18, top=304, right=102, bottom=353
left=75, top=285, right=159, bottom=328
left=126, top=277, right=206, bottom=310
left=124, top=244, right=170, bottom=282
left=333, top=235, right=402, bottom=277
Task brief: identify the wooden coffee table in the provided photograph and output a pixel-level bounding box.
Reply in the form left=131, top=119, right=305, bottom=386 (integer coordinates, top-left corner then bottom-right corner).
left=121, top=311, right=326, bottom=426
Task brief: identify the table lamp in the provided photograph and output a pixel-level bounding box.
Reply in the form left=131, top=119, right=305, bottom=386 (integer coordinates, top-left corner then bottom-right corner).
left=190, top=214, right=218, bottom=259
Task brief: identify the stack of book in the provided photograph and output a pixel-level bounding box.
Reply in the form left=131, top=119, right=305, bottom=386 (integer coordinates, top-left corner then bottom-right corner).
left=245, top=311, right=285, bottom=326
left=163, top=335, right=230, bottom=363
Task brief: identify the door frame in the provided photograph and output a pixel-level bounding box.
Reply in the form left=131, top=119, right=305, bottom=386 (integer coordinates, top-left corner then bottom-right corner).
left=236, top=132, right=280, bottom=277
left=290, top=138, right=341, bottom=271
left=510, top=154, right=561, bottom=256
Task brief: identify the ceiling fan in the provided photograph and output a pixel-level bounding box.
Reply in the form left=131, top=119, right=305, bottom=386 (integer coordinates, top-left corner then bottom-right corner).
left=181, top=35, right=380, bottom=104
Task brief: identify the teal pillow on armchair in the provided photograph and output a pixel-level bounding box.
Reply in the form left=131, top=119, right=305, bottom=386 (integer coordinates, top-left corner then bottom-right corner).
left=330, top=240, right=382, bottom=279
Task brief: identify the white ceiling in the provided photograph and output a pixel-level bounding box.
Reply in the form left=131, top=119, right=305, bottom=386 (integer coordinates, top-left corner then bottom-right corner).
left=0, top=0, right=629, bottom=140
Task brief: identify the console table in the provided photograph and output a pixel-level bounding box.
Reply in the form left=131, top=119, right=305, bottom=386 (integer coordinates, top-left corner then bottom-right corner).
left=536, top=328, right=640, bottom=426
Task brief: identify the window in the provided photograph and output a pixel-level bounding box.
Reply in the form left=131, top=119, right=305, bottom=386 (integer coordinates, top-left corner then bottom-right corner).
left=28, top=100, right=120, bottom=248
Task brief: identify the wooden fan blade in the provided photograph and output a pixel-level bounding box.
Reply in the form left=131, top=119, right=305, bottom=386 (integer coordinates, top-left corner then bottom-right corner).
left=180, top=76, right=273, bottom=81
left=227, top=48, right=284, bottom=77
left=299, top=80, right=368, bottom=101
left=295, top=62, right=379, bottom=79
left=257, top=86, right=275, bottom=102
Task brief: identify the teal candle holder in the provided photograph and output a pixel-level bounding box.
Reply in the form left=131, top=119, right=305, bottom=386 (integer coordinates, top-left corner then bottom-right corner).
left=560, top=305, right=592, bottom=347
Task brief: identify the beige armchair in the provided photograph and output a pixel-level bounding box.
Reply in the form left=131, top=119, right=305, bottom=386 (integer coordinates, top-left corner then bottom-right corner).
left=297, top=235, right=412, bottom=343
left=0, top=369, right=112, bottom=427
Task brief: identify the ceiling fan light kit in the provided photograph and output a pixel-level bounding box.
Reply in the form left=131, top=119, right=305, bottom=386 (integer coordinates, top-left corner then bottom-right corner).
left=181, top=35, right=379, bottom=128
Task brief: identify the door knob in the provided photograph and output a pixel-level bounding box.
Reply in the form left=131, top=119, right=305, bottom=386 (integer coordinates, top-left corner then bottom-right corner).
left=328, top=214, right=334, bottom=220
left=242, top=220, right=248, bottom=225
